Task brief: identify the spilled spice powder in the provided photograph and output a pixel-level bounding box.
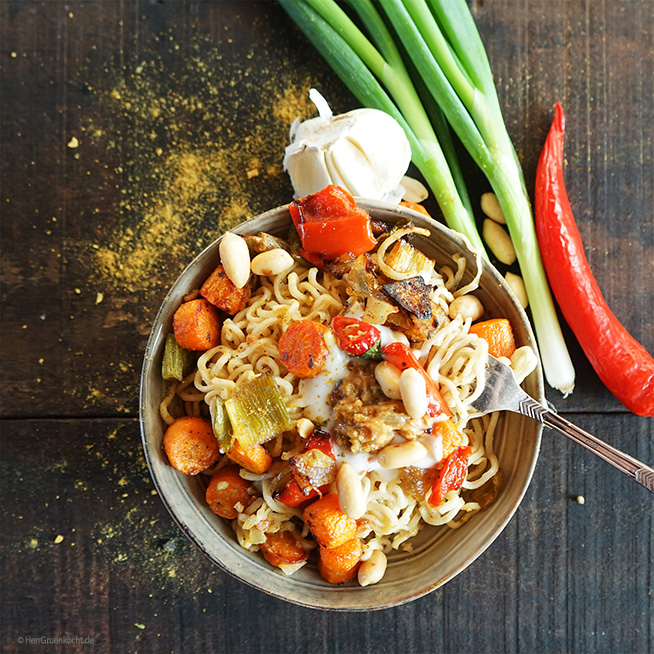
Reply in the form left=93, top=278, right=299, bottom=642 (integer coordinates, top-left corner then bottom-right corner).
left=79, top=31, right=318, bottom=304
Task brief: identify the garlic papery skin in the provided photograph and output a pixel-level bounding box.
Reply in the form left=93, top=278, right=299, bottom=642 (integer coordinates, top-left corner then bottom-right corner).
left=283, top=90, right=411, bottom=203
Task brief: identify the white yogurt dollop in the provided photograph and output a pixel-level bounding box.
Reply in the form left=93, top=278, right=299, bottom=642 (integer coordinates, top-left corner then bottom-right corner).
left=299, top=341, right=350, bottom=427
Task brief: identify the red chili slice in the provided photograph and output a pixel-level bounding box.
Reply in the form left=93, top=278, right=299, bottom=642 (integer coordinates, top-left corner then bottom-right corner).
left=332, top=316, right=381, bottom=357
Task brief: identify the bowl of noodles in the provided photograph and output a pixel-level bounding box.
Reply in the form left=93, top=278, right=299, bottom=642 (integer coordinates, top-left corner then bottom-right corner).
left=140, top=195, right=545, bottom=610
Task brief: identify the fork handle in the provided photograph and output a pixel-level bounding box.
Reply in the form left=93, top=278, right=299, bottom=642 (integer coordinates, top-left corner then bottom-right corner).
left=519, top=397, right=654, bottom=493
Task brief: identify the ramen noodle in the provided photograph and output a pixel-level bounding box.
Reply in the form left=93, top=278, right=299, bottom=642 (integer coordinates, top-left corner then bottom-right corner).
left=159, top=201, right=537, bottom=585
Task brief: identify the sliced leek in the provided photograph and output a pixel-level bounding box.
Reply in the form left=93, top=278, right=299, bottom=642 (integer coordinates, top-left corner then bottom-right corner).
left=210, top=396, right=234, bottom=453
left=224, top=372, right=292, bottom=450
left=161, top=333, right=195, bottom=382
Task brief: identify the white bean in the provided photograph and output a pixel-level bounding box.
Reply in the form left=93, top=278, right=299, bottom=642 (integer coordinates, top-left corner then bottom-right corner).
left=480, top=192, right=506, bottom=224
left=358, top=550, right=387, bottom=587
left=400, top=368, right=428, bottom=419
left=378, top=440, right=427, bottom=469
left=250, top=248, right=294, bottom=277
left=336, top=462, right=367, bottom=520
left=448, top=294, right=484, bottom=322
left=504, top=272, right=528, bottom=309
left=374, top=361, right=402, bottom=400
left=482, top=219, right=516, bottom=265
left=219, top=232, right=250, bottom=289
left=510, top=346, right=539, bottom=384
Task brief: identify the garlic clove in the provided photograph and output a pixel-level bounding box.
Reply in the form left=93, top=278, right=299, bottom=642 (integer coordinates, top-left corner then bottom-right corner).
left=328, top=138, right=378, bottom=198
left=285, top=146, right=332, bottom=199
left=283, top=90, right=412, bottom=202
left=342, top=109, right=410, bottom=188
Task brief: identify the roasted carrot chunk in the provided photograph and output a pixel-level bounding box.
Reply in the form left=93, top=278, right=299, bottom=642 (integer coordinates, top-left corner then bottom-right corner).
left=226, top=440, right=272, bottom=474
left=303, top=493, right=357, bottom=549
left=163, top=416, right=220, bottom=475
left=278, top=320, right=329, bottom=379
left=201, top=264, right=252, bottom=316
left=399, top=201, right=431, bottom=217
left=433, top=418, right=465, bottom=459
left=260, top=530, right=310, bottom=569
left=318, top=537, right=362, bottom=585
left=469, top=318, right=516, bottom=359
left=173, top=298, right=222, bottom=351
left=205, top=465, right=252, bottom=519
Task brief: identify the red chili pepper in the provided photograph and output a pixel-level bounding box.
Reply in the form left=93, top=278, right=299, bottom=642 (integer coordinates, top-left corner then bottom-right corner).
left=276, top=430, right=335, bottom=507
left=381, top=342, right=452, bottom=417
left=428, top=445, right=471, bottom=507
left=535, top=103, right=654, bottom=417
left=289, top=185, right=377, bottom=260
left=332, top=316, right=381, bottom=358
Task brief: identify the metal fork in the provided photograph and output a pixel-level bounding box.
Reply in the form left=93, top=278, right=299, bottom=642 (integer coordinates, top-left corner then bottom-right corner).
left=471, top=355, right=654, bottom=493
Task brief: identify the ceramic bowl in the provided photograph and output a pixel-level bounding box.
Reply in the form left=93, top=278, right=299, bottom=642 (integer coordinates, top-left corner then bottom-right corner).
left=140, top=200, right=545, bottom=610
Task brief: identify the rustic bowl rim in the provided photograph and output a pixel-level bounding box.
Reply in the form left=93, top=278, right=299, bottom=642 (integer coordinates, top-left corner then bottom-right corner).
left=139, top=199, right=544, bottom=611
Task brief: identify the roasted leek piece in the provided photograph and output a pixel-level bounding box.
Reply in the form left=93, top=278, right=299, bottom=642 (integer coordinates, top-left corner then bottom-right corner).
left=225, top=372, right=292, bottom=449
left=210, top=396, right=234, bottom=453
left=161, top=333, right=195, bottom=381
left=385, top=239, right=434, bottom=280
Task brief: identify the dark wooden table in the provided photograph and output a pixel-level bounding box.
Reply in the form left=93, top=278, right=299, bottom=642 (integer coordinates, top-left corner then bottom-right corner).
left=1, top=1, right=652, bottom=652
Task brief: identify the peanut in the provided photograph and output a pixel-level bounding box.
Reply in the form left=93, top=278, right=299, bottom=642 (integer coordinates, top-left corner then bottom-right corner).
left=482, top=219, right=516, bottom=265
left=504, top=272, right=528, bottom=309
left=336, top=462, right=367, bottom=520
left=251, top=248, right=294, bottom=277
left=449, top=294, right=484, bottom=322
left=219, top=232, right=250, bottom=289
left=378, top=440, right=427, bottom=469
left=374, top=360, right=402, bottom=400
left=480, top=192, right=506, bottom=224
left=358, top=549, right=387, bottom=587
left=400, top=368, right=428, bottom=419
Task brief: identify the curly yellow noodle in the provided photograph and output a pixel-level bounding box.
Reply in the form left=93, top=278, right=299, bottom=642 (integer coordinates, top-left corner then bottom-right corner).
left=160, top=243, right=523, bottom=570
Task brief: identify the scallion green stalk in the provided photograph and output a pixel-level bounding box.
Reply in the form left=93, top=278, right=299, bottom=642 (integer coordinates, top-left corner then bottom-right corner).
left=278, top=0, right=483, bottom=251
left=279, top=0, right=575, bottom=395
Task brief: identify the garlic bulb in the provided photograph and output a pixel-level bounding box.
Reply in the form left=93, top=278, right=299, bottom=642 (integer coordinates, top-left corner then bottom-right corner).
left=283, top=89, right=412, bottom=203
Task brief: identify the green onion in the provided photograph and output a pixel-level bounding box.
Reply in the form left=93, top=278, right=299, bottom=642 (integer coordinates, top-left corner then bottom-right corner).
left=279, top=0, right=575, bottom=395
left=278, top=0, right=483, bottom=252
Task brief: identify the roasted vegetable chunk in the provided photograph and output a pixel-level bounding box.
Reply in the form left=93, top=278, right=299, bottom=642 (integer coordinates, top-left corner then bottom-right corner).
left=382, top=275, right=433, bottom=320
left=201, top=263, right=252, bottom=316
left=290, top=448, right=338, bottom=495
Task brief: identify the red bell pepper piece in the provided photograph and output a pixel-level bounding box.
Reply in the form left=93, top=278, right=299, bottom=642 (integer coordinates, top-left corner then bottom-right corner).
left=276, top=430, right=335, bottom=508
left=428, top=445, right=472, bottom=507
left=305, top=431, right=335, bottom=459
left=289, top=185, right=377, bottom=260
left=332, top=316, right=382, bottom=358
left=382, top=342, right=451, bottom=417
left=535, top=103, right=654, bottom=416
left=276, top=478, right=330, bottom=508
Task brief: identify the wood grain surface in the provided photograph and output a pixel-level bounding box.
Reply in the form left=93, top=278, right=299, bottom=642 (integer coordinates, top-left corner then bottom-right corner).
left=1, top=1, right=652, bottom=653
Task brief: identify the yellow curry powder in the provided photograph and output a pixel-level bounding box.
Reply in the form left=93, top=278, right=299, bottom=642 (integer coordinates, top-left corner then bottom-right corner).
left=80, top=34, right=317, bottom=302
